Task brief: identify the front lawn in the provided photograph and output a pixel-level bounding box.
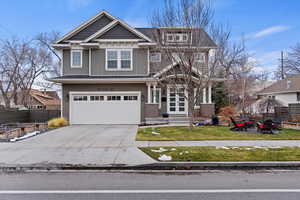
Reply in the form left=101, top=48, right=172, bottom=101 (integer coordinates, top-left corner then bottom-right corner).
left=140, top=146, right=300, bottom=162
left=136, top=126, right=300, bottom=141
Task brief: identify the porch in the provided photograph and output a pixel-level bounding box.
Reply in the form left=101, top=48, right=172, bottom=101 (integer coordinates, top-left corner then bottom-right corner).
left=144, top=82, right=215, bottom=124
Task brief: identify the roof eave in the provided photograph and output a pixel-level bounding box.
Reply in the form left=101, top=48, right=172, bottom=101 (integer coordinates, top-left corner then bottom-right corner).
left=48, top=78, right=156, bottom=84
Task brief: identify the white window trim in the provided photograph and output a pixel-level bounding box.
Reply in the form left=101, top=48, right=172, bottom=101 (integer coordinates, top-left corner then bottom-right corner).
left=194, top=52, right=206, bottom=63
left=166, top=33, right=189, bottom=43
left=175, top=33, right=188, bottom=42
left=166, top=33, right=175, bottom=42
left=70, top=49, right=83, bottom=68
left=150, top=52, right=161, bottom=63
left=150, top=88, right=162, bottom=108
left=105, top=49, right=133, bottom=71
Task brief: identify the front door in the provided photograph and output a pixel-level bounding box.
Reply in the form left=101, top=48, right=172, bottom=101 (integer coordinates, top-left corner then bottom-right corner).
left=167, top=87, right=187, bottom=115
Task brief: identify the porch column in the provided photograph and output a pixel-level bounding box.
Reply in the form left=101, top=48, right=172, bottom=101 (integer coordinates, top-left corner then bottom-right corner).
left=153, top=84, right=157, bottom=103
left=202, top=87, right=207, bottom=104
left=208, top=84, right=212, bottom=104
left=147, top=83, right=152, bottom=103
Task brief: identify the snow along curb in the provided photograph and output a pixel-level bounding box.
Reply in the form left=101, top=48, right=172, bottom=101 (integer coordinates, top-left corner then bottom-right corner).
left=9, top=131, right=41, bottom=142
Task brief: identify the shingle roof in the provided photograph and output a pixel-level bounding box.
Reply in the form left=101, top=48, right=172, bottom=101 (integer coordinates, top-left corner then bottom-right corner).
left=136, top=27, right=217, bottom=48
left=257, top=74, right=300, bottom=94
left=30, top=89, right=60, bottom=106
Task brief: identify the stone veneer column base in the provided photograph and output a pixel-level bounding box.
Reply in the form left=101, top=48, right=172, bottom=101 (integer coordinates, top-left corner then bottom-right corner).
left=145, top=103, right=160, bottom=118
left=200, top=104, right=215, bottom=118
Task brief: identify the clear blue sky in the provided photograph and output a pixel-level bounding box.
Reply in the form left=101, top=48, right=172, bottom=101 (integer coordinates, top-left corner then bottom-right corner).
left=0, top=0, right=299, bottom=73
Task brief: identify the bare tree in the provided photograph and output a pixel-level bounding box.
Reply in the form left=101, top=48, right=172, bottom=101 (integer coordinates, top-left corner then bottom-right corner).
left=0, top=32, right=59, bottom=108
left=228, top=53, right=258, bottom=115
left=35, top=31, right=61, bottom=90
left=17, top=42, right=53, bottom=106
left=258, top=97, right=283, bottom=114
left=0, top=38, right=29, bottom=108
left=150, top=0, right=220, bottom=129
left=286, top=43, right=300, bottom=74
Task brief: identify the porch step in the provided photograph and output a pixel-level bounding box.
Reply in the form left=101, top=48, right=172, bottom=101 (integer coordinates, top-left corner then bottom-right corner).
left=145, top=117, right=190, bottom=124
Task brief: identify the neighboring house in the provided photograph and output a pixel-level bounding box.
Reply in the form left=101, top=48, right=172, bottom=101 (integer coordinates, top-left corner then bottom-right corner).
left=235, top=80, right=276, bottom=114
left=257, top=74, right=300, bottom=107
left=0, top=89, right=61, bottom=110
left=50, top=10, right=219, bottom=125
left=26, top=89, right=61, bottom=110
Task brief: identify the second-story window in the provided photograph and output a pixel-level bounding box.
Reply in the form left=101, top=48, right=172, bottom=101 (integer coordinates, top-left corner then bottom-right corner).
left=106, top=49, right=132, bottom=71
left=71, top=50, right=82, bottom=68
left=150, top=52, right=161, bottom=63
left=166, top=33, right=189, bottom=43
left=194, top=53, right=206, bottom=63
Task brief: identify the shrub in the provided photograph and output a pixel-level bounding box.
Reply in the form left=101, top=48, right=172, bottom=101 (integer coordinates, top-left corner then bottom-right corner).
left=48, top=117, right=69, bottom=128
left=218, top=106, right=237, bottom=125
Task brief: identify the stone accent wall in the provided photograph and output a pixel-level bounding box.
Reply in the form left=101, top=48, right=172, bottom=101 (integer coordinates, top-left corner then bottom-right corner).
left=193, top=108, right=201, bottom=118
left=145, top=104, right=160, bottom=118
left=200, top=104, right=215, bottom=118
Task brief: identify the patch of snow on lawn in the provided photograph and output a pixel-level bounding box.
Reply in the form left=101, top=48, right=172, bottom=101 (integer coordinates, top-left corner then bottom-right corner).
left=152, top=131, right=160, bottom=135
left=151, top=148, right=167, bottom=153
left=158, top=154, right=172, bottom=161
left=170, top=148, right=176, bottom=151
left=217, top=146, right=230, bottom=150
left=268, top=146, right=281, bottom=149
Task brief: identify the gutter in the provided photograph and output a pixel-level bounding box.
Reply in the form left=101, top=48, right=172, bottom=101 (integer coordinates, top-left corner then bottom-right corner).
left=258, top=90, right=300, bottom=95
left=48, top=77, right=156, bottom=84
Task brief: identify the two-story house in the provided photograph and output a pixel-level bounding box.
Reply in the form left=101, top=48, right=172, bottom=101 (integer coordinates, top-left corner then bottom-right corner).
left=50, top=10, right=218, bottom=125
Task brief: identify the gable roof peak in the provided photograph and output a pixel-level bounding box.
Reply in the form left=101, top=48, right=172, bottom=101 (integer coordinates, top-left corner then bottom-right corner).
left=55, top=10, right=153, bottom=44
left=54, top=10, right=114, bottom=44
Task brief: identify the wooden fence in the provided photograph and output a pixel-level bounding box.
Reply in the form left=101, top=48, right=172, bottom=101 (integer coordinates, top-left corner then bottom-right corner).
left=289, top=104, right=300, bottom=117
left=0, top=110, right=60, bottom=124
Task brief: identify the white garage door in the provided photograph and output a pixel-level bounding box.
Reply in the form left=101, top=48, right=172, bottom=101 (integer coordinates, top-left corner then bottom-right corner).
left=70, top=92, right=141, bottom=124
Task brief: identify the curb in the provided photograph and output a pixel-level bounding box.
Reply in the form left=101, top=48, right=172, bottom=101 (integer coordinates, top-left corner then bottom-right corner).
left=1, top=162, right=300, bottom=172
left=139, top=161, right=300, bottom=168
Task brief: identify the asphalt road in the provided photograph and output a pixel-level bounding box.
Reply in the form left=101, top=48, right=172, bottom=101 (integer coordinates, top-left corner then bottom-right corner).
left=0, top=170, right=300, bottom=199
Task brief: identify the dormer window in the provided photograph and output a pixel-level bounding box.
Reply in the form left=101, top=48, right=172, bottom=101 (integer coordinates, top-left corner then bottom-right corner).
left=166, top=33, right=189, bottom=43
left=166, top=33, right=174, bottom=42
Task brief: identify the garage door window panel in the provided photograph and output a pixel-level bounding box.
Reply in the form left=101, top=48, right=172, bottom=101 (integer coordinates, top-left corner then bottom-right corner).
left=124, top=96, right=138, bottom=101
left=73, top=95, right=88, bottom=101
left=90, top=96, right=104, bottom=101
left=107, top=96, right=121, bottom=101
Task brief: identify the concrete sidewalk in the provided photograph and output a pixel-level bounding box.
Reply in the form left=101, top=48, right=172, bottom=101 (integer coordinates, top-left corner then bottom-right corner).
left=136, top=140, right=300, bottom=147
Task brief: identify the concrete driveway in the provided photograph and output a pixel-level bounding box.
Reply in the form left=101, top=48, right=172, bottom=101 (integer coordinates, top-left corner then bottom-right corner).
left=0, top=125, right=155, bottom=167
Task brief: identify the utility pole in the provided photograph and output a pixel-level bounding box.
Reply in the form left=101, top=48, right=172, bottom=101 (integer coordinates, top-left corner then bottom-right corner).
left=281, top=51, right=284, bottom=80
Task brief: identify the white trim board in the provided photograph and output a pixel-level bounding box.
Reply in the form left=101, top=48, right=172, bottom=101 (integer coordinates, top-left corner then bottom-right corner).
left=70, top=50, right=83, bottom=68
